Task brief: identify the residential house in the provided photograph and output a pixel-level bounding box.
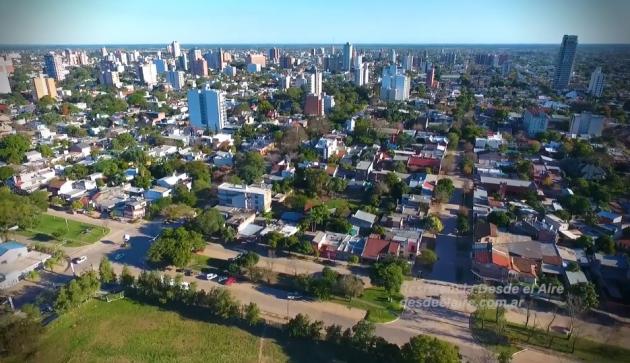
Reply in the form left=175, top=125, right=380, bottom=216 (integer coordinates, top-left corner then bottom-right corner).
left=0, top=241, right=51, bottom=289
left=144, top=186, right=172, bottom=201
left=361, top=235, right=400, bottom=262
left=217, top=182, right=272, bottom=213
left=350, top=210, right=377, bottom=229
left=124, top=199, right=146, bottom=219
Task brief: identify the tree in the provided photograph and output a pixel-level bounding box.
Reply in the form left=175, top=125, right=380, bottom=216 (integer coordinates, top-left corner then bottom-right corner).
left=416, top=250, right=437, bottom=269
left=71, top=199, right=83, bottom=211
left=424, top=214, right=444, bottom=235
left=29, top=190, right=49, bottom=212
left=172, top=184, right=197, bottom=207
left=0, top=133, right=31, bottom=164
left=235, top=151, right=265, bottom=184
left=575, top=235, right=593, bottom=250
left=0, top=314, right=44, bottom=357
left=595, top=235, right=616, bottom=255
left=305, top=168, right=330, bottom=197
left=160, top=203, right=195, bottom=222
left=127, top=91, right=148, bottom=108
left=335, top=275, right=364, bottom=301
left=456, top=213, right=470, bottom=235
left=111, top=133, right=136, bottom=150
left=243, top=302, right=261, bottom=326
left=147, top=227, right=205, bottom=267
left=351, top=319, right=376, bottom=351
left=99, top=257, right=116, bottom=283
left=191, top=208, right=225, bottom=237
left=400, top=335, right=460, bottom=363
left=468, top=285, right=495, bottom=329
left=0, top=166, right=14, bottom=183
left=0, top=188, right=41, bottom=239
left=286, top=313, right=322, bottom=339
left=376, top=263, right=404, bottom=297
left=487, top=211, right=512, bottom=227
left=433, top=178, right=455, bottom=204
left=120, top=265, right=135, bottom=288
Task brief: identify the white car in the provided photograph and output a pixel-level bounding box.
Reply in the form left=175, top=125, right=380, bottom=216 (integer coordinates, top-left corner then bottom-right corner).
left=72, top=256, right=87, bottom=264
left=206, top=273, right=218, bottom=280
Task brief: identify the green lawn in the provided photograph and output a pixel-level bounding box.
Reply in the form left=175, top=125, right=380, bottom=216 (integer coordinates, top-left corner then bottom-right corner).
left=17, top=213, right=109, bottom=247
left=332, top=287, right=403, bottom=323
left=472, top=309, right=630, bottom=363
left=14, top=298, right=338, bottom=363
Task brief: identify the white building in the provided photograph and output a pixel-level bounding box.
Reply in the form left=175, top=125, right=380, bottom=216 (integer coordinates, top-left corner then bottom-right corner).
left=138, top=62, right=158, bottom=86
left=279, top=75, right=291, bottom=89
left=343, top=42, right=353, bottom=71
left=218, top=183, right=272, bottom=213
left=0, top=72, right=10, bottom=94
left=587, top=67, right=605, bottom=97
left=308, top=70, right=323, bottom=96
left=166, top=70, right=185, bottom=90
left=170, top=40, right=181, bottom=58
left=187, top=85, right=227, bottom=132
left=380, top=65, right=409, bottom=101
left=0, top=241, right=51, bottom=289
left=569, top=112, right=605, bottom=137
left=315, top=136, right=343, bottom=160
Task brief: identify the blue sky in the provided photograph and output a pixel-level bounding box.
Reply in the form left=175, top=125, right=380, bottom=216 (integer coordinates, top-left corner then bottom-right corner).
left=1, top=0, right=629, bottom=44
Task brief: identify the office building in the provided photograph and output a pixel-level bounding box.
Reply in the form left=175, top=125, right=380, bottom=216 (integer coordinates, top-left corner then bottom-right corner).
left=343, top=42, right=353, bottom=71
left=569, top=112, right=605, bottom=137
left=137, top=62, right=158, bottom=86
left=268, top=48, right=280, bottom=64
left=0, top=72, right=10, bottom=94
left=323, top=94, right=335, bottom=113
left=587, top=67, right=605, bottom=97
left=170, top=41, right=181, bottom=57
left=78, top=52, right=89, bottom=65
left=99, top=70, right=122, bottom=88
left=552, top=35, right=578, bottom=90
left=188, top=48, right=202, bottom=70
left=523, top=108, right=549, bottom=137
left=304, top=94, right=325, bottom=116
left=247, top=53, right=266, bottom=67
left=166, top=70, right=185, bottom=90
left=217, top=182, right=272, bottom=213
left=223, top=66, right=237, bottom=77
left=353, top=54, right=363, bottom=69
left=44, top=52, right=66, bottom=81
left=188, top=85, right=226, bottom=132
left=247, top=63, right=261, bottom=73
left=354, top=63, right=369, bottom=87
left=380, top=65, right=410, bottom=101
left=32, top=76, right=57, bottom=100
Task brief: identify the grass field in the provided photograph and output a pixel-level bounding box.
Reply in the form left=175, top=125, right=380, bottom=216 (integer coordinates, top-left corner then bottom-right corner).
left=472, top=308, right=630, bottom=363
left=16, top=298, right=338, bottom=363
left=17, top=213, right=109, bottom=247
left=332, top=287, right=403, bottom=323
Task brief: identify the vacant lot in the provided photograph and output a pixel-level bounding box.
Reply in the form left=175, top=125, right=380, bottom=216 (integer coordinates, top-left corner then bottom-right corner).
left=18, top=213, right=109, bottom=246
left=18, top=299, right=337, bottom=363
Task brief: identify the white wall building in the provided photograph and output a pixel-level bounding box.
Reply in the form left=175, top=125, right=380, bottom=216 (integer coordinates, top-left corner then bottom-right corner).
left=587, top=67, right=605, bottom=97
left=569, top=112, right=605, bottom=137
left=166, top=70, right=185, bottom=90
left=138, top=62, right=158, bottom=86
left=218, top=183, right=272, bottom=213
left=187, top=85, right=227, bottom=132
left=380, top=65, right=409, bottom=101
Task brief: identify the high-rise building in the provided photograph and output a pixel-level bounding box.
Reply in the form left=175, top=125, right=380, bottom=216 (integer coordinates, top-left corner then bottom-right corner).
left=188, top=85, right=226, bottom=132
left=323, top=94, right=335, bottom=113
left=178, top=54, right=189, bottom=71
left=353, top=54, right=363, bottom=70
left=569, top=112, right=605, bottom=137
left=44, top=52, right=66, bottom=81
left=166, top=71, right=185, bottom=90
left=32, top=76, right=57, bottom=100
left=247, top=53, right=266, bottom=67
left=304, top=93, right=325, bottom=116
left=170, top=41, right=181, bottom=58
left=308, top=70, right=323, bottom=96
left=402, top=54, right=414, bottom=71
left=280, top=55, right=294, bottom=69
left=587, top=67, right=605, bottom=97
left=380, top=65, right=410, bottom=101
left=223, top=66, right=237, bottom=77
left=552, top=35, right=578, bottom=90
left=192, top=58, right=208, bottom=77
left=100, top=47, right=108, bottom=57
left=153, top=58, right=167, bottom=74
left=78, top=52, right=89, bottom=66
left=99, top=70, right=122, bottom=88
left=188, top=48, right=202, bottom=70
left=354, top=62, right=369, bottom=87
left=342, top=42, right=353, bottom=71
left=137, top=63, right=158, bottom=86
left=268, top=48, right=280, bottom=64
left=426, top=67, right=435, bottom=88
left=279, top=75, right=291, bottom=89
left=390, top=49, right=397, bottom=64
left=0, top=72, right=10, bottom=94
left=523, top=108, right=549, bottom=137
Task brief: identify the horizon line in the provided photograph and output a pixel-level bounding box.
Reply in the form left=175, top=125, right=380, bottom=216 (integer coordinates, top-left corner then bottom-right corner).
left=2, top=42, right=630, bottom=47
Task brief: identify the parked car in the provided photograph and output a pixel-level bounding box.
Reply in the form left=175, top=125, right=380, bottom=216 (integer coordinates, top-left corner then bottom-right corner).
left=223, top=277, right=236, bottom=285
left=287, top=292, right=301, bottom=300
left=206, top=273, right=218, bottom=280
left=216, top=276, right=228, bottom=284
left=184, top=269, right=193, bottom=276
left=72, top=256, right=87, bottom=264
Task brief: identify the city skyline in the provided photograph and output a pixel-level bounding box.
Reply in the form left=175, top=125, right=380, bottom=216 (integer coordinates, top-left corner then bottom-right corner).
left=1, top=0, right=630, bottom=45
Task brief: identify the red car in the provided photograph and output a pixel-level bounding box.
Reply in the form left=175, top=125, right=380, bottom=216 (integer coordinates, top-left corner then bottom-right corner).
left=224, top=277, right=237, bottom=285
